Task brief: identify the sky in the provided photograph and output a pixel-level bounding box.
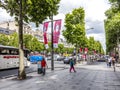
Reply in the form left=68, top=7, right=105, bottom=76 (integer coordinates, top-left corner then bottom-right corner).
left=0, top=0, right=111, bottom=51
left=55, top=0, right=111, bottom=51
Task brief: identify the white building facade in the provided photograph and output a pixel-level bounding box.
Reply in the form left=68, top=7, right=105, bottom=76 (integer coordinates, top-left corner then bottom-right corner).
left=0, top=21, right=73, bottom=48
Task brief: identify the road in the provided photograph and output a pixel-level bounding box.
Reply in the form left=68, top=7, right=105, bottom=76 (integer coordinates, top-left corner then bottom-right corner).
left=0, top=60, right=65, bottom=78
left=0, top=61, right=120, bottom=90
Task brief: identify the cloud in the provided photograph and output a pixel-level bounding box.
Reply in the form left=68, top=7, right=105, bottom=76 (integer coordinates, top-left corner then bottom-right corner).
left=55, top=0, right=111, bottom=51
left=0, top=8, right=14, bottom=22
left=86, top=20, right=104, bottom=34
left=0, top=0, right=111, bottom=51
left=87, top=33, right=106, bottom=51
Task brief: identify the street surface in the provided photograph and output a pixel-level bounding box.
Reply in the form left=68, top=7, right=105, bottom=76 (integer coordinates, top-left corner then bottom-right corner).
left=0, top=60, right=65, bottom=78
left=0, top=61, right=120, bottom=90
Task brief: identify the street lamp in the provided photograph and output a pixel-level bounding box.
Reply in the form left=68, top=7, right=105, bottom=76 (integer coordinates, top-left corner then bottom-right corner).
left=86, top=27, right=94, bottom=31
left=85, top=27, right=94, bottom=64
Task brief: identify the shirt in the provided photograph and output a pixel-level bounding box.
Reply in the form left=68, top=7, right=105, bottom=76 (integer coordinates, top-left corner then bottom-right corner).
left=41, top=60, right=46, bottom=67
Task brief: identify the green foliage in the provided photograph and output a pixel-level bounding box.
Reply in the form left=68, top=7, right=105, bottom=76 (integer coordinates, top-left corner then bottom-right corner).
left=0, top=0, right=61, bottom=26
left=105, top=0, right=120, bottom=53
left=88, top=37, right=95, bottom=51
left=0, top=33, right=44, bottom=52
left=63, top=7, right=104, bottom=54
left=87, top=37, right=104, bottom=54
left=23, top=34, right=45, bottom=51
left=54, top=44, right=64, bottom=54
left=9, top=32, right=18, bottom=47
left=63, top=7, right=86, bottom=47
left=106, top=13, right=120, bottom=50
left=0, top=34, right=9, bottom=45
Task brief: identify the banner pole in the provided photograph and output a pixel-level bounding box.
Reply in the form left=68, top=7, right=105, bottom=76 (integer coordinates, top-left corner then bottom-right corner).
left=51, top=15, right=54, bottom=70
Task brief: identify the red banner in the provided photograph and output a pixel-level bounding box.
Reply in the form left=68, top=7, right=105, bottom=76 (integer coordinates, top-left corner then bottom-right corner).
left=84, top=48, right=88, bottom=54
left=79, top=48, right=82, bottom=53
left=43, top=22, right=49, bottom=49
left=53, top=20, right=62, bottom=48
left=93, top=50, right=96, bottom=54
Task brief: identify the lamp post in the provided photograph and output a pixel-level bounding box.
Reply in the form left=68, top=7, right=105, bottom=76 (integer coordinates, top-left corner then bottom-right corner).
left=86, top=27, right=94, bottom=31
left=85, top=27, right=94, bottom=64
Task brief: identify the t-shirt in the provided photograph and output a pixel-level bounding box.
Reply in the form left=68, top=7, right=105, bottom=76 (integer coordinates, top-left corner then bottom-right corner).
left=41, top=60, right=46, bottom=67
left=108, top=57, right=112, bottom=62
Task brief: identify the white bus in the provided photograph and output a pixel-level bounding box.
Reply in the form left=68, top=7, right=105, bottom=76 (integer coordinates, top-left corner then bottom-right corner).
left=0, top=45, right=30, bottom=70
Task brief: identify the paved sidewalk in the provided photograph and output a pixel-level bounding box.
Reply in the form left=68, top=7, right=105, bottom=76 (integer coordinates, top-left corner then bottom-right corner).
left=0, top=62, right=120, bottom=90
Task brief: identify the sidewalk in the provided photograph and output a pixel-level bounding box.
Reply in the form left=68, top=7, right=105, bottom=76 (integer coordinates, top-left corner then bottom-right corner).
left=1, top=62, right=120, bottom=90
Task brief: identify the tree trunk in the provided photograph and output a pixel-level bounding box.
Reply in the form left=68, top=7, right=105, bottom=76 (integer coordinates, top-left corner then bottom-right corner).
left=18, top=0, right=26, bottom=80
left=75, top=43, right=78, bottom=63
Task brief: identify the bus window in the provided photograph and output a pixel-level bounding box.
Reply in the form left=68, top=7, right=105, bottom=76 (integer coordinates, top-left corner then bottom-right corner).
left=1, top=49, right=10, bottom=55
left=10, top=50, right=19, bottom=55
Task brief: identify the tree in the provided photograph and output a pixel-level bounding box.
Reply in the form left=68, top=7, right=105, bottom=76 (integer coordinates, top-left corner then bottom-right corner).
left=63, top=7, right=86, bottom=55
left=0, top=0, right=61, bottom=79
left=88, top=37, right=95, bottom=53
left=105, top=0, right=120, bottom=53
left=23, top=34, right=44, bottom=51
left=9, top=32, right=18, bottom=47
left=54, top=43, right=64, bottom=54
left=0, top=34, right=9, bottom=45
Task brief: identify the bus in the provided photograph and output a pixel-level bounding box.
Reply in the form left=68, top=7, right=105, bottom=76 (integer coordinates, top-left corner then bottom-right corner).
left=0, top=45, right=30, bottom=70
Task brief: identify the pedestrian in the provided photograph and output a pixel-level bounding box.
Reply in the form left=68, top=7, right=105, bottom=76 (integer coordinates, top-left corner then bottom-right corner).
left=112, top=56, right=116, bottom=67
left=69, top=56, right=76, bottom=73
left=115, top=54, right=119, bottom=63
left=43, top=54, right=48, bottom=66
left=37, top=61, right=42, bottom=74
left=41, top=57, right=48, bottom=75
left=108, top=56, right=112, bottom=67
left=112, top=56, right=116, bottom=72
left=106, top=56, right=109, bottom=67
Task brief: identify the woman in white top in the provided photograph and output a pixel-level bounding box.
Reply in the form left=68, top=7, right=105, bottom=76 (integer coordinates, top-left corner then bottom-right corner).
left=108, top=57, right=112, bottom=67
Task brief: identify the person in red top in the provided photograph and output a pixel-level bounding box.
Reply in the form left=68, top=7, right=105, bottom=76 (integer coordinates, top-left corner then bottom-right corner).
left=41, top=58, right=47, bottom=75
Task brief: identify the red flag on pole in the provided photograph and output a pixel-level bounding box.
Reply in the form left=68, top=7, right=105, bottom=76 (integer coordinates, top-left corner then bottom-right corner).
left=53, top=19, right=62, bottom=48
left=93, top=50, right=96, bottom=54
left=79, top=48, right=82, bottom=53
left=43, top=22, right=49, bottom=49
left=84, top=48, right=88, bottom=54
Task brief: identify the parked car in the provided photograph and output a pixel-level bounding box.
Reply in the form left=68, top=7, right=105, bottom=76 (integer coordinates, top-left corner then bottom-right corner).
left=57, top=56, right=65, bottom=61
left=63, top=56, right=72, bottom=64
left=47, top=54, right=60, bottom=61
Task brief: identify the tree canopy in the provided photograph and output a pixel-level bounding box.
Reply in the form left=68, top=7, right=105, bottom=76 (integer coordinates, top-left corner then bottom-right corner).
left=0, top=0, right=60, bottom=26
left=105, top=0, right=120, bottom=53
left=63, top=7, right=86, bottom=47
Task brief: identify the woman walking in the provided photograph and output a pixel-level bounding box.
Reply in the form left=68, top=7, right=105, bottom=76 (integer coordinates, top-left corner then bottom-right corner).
left=69, top=56, right=76, bottom=73
left=112, top=56, right=116, bottom=72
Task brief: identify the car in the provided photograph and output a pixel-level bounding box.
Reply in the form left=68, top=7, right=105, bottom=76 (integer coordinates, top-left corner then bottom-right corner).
left=57, top=56, right=65, bottom=61
left=47, top=56, right=51, bottom=60
left=47, top=54, right=60, bottom=61
left=63, top=56, right=72, bottom=64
